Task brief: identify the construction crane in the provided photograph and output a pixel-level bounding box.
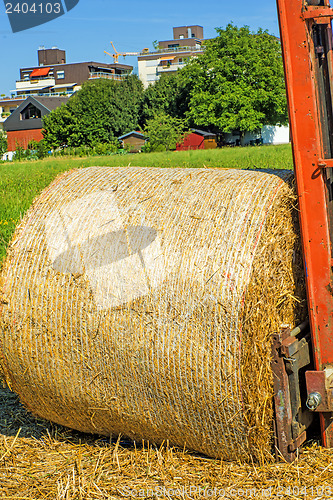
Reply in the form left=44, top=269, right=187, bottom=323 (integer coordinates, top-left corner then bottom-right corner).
left=273, top=0, right=333, bottom=461
left=104, top=41, right=149, bottom=63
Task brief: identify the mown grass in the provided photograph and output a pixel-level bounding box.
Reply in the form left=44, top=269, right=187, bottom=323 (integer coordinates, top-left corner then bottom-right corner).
left=0, top=144, right=293, bottom=264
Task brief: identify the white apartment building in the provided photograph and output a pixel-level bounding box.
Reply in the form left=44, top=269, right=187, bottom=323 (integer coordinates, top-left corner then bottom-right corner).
left=138, top=25, right=205, bottom=88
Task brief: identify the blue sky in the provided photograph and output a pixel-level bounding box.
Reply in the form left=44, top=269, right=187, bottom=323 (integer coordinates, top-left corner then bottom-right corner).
left=0, top=0, right=280, bottom=96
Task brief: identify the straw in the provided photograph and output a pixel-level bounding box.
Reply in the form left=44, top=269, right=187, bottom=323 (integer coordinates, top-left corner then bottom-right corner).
left=0, top=167, right=306, bottom=462
left=0, top=385, right=330, bottom=500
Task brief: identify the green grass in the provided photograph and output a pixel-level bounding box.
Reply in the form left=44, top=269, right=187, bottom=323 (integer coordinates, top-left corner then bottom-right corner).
left=0, top=144, right=293, bottom=264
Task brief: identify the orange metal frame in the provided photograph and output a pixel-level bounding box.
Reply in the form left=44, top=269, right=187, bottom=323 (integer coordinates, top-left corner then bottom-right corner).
left=276, top=0, right=333, bottom=446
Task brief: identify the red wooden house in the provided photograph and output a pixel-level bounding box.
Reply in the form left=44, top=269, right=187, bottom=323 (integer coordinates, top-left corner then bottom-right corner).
left=3, top=96, right=69, bottom=151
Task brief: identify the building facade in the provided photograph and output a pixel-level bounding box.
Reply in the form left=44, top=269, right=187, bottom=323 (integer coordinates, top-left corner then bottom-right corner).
left=0, top=47, right=133, bottom=130
left=14, top=47, right=133, bottom=98
left=0, top=97, right=24, bottom=130
left=118, top=131, right=147, bottom=152
left=3, top=95, right=69, bottom=150
left=138, top=26, right=205, bottom=88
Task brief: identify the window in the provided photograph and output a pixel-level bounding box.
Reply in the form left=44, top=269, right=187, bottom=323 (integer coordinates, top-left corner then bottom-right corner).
left=57, top=70, right=65, bottom=79
left=21, top=104, right=41, bottom=120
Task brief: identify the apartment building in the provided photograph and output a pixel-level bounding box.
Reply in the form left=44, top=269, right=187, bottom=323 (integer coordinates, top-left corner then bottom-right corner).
left=0, top=47, right=133, bottom=131
left=14, top=47, right=133, bottom=98
left=0, top=97, right=24, bottom=130
left=138, top=25, right=205, bottom=88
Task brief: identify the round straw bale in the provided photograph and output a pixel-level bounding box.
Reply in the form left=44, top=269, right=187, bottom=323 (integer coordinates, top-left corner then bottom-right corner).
left=0, top=167, right=306, bottom=461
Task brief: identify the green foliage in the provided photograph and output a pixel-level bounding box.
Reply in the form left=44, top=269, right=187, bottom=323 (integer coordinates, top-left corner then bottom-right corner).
left=15, top=139, right=48, bottom=160
left=92, top=141, right=119, bottom=156
left=13, top=142, right=25, bottom=161
left=36, top=139, right=49, bottom=159
left=27, top=139, right=38, bottom=150
left=42, top=104, right=75, bottom=149
left=43, top=75, right=144, bottom=149
left=140, top=73, right=190, bottom=125
left=0, top=131, right=7, bottom=155
left=40, top=27, right=287, bottom=151
left=144, top=112, right=186, bottom=151
left=181, top=24, right=288, bottom=134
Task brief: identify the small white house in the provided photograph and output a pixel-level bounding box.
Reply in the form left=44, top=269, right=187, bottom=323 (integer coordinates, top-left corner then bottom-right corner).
left=261, top=125, right=290, bottom=145
left=223, top=125, right=290, bottom=146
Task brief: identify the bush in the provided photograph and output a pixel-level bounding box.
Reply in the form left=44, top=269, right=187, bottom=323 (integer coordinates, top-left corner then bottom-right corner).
left=144, top=112, right=185, bottom=152
left=93, top=141, right=119, bottom=156
left=0, top=131, right=7, bottom=155
left=36, top=140, right=49, bottom=159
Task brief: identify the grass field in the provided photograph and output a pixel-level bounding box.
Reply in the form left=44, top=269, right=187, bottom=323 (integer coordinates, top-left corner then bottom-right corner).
left=0, top=144, right=293, bottom=264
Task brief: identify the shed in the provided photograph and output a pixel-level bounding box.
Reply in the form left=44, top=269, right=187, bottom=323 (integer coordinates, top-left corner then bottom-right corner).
left=118, top=131, right=147, bottom=153
left=3, top=95, right=69, bottom=151
left=176, top=129, right=217, bottom=151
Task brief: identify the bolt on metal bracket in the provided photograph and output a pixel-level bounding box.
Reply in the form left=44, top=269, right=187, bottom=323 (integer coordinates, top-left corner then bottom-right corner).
left=305, top=368, right=333, bottom=411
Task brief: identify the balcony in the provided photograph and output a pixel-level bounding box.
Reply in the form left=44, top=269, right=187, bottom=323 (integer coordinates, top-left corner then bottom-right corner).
left=16, top=77, right=56, bottom=93
left=0, top=95, right=26, bottom=102
left=9, top=91, right=74, bottom=100
left=157, top=61, right=186, bottom=73
left=140, top=46, right=203, bottom=56
left=88, top=72, right=129, bottom=81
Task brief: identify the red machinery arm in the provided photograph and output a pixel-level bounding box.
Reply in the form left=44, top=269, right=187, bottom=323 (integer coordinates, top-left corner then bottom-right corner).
left=276, top=0, right=333, bottom=447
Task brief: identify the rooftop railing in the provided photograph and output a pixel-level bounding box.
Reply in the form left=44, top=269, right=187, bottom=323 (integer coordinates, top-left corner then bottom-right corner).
left=138, top=46, right=203, bottom=56
left=88, top=72, right=128, bottom=80
left=16, top=77, right=55, bottom=83
left=0, top=95, right=27, bottom=101
left=1, top=91, right=73, bottom=102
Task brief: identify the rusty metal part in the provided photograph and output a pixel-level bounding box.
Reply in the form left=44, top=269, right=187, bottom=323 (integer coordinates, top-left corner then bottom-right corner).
left=272, top=324, right=313, bottom=462
left=302, top=6, right=333, bottom=24
left=276, top=0, right=333, bottom=447
left=306, top=369, right=333, bottom=411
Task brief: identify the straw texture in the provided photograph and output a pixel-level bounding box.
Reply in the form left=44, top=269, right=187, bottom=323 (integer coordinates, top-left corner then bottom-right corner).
left=0, top=384, right=332, bottom=500
left=0, top=167, right=306, bottom=461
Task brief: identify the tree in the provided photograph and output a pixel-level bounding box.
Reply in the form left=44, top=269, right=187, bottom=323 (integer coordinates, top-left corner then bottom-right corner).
left=181, top=24, right=288, bottom=137
left=140, top=73, right=190, bottom=126
left=42, top=104, right=75, bottom=149
left=43, top=75, right=144, bottom=149
left=0, top=131, right=7, bottom=155
left=144, top=112, right=185, bottom=151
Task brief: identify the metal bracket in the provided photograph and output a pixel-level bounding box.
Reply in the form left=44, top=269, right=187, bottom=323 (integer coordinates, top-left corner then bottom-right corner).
left=317, top=158, right=333, bottom=168
left=306, top=368, right=333, bottom=410
left=272, top=322, right=314, bottom=461
left=302, top=6, right=333, bottom=23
